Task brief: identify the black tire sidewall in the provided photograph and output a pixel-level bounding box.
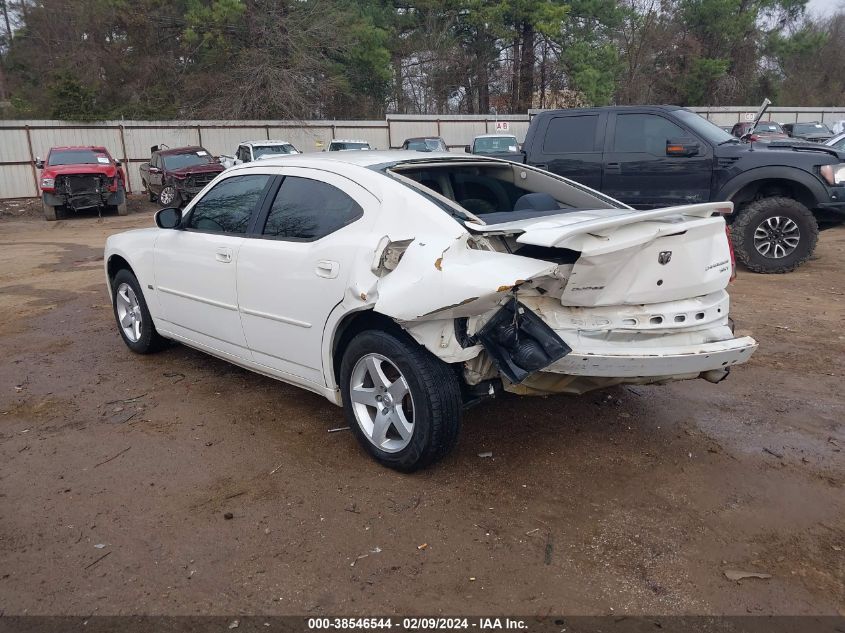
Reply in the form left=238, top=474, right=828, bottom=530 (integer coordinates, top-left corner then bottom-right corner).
left=339, top=330, right=458, bottom=472
left=733, top=198, right=818, bottom=273
left=111, top=269, right=160, bottom=353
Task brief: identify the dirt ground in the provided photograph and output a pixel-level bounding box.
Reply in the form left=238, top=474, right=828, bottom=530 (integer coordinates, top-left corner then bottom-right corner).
left=0, top=195, right=843, bottom=617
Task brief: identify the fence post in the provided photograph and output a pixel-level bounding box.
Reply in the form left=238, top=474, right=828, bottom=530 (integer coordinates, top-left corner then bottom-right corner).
left=24, top=125, right=39, bottom=197
left=118, top=124, right=132, bottom=193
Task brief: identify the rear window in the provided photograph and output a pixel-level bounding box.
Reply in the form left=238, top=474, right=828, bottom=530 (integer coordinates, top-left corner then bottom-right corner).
left=330, top=142, right=370, bottom=151
left=163, top=151, right=214, bottom=169
left=473, top=137, right=518, bottom=153
left=406, top=139, right=446, bottom=151
left=543, top=116, right=598, bottom=153
left=48, top=150, right=110, bottom=166
left=793, top=123, right=832, bottom=134
left=253, top=144, right=297, bottom=158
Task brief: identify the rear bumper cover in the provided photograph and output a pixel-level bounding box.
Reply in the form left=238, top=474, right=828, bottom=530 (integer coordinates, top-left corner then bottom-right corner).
left=544, top=335, right=758, bottom=378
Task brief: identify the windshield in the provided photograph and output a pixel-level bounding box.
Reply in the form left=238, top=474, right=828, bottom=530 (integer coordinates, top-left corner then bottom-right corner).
left=674, top=110, right=734, bottom=144
left=406, top=139, right=446, bottom=151
left=253, top=144, right=297, bottom=158
left=793, top=123, right=832, bottom=135
left=48, top=149, right=111, bottom=166
left=754, top=122, right=784, bottom=133
left=330, top=142, right=370, bottom=151
left=163, top=151, right=214, bottom=169
left=473, top=137, right=519, bottom=153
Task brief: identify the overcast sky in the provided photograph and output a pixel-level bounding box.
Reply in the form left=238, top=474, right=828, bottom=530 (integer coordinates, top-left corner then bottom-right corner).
left=807, top=0, right=844, bottom=16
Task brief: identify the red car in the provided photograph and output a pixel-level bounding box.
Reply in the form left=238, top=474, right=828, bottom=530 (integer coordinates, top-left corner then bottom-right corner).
left=35, top=146, right=128, bottom=221
left=730, top=121, right=789, bottom=142
left=139, top=145, right=225, bottom=207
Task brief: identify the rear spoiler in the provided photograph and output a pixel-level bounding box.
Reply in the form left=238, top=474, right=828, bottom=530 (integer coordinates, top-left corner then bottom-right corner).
left=466, top=201, right=734, bottom=248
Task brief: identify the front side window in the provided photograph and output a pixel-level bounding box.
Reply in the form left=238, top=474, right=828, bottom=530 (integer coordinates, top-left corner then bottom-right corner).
left=262, top=176, right=362, bottom=240
left=187, top=174, right=271, bottom=234
left=613, top=114, right=687, bottom=154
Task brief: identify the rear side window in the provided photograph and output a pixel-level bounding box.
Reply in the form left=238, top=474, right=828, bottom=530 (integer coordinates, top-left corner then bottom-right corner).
left=262, top=176, right=362, bottom=240
left=187, top=174, right=270, bottom=234
left=613, top=114, right=687, bottom=154
left=543, top=115, right=598, bottom=153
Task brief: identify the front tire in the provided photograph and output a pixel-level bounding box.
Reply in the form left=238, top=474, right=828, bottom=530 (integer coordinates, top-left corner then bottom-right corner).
left=158, top=185, right=181, bottom=208
left=731, top=196, right=819, bottom=273
left=115, top=185, right=129, bottom=216
left=110, top=269, right=167, bottom=354
left=340, top=330, right=462, bottom=472
left=42, top=199, right=57, bottom=221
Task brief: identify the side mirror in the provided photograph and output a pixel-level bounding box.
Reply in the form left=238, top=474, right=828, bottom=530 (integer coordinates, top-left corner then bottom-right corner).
left=115, top=160, right=122, bottom=167
left=666, top=138, right=700, bottom=157
left=35, top=158, right=44, bottom=169
left=155, top=207, right=182, bottom=229
left=465, top=145, right=471, bottom=153
left=149, top=166, right=161, bottom=174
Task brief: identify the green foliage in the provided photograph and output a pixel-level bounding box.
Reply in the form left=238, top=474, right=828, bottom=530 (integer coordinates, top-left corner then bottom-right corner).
left=48, top=75, right=106, bottom=120
left=680, top=57, right=730, bottom=105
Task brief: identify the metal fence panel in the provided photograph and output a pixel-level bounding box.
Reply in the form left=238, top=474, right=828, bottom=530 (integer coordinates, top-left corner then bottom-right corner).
left=0, top=129, right=31, bottom=163
left=268, top=125, right=332, bottom=152
left=28, top=127, right=123, bottom=162
left=0, top=164, right=37, bottom=198
left=388, top=120, right=441, bottom=147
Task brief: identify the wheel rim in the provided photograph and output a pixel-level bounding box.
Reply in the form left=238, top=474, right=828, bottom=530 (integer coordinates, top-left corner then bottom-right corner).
left=159, top=187, right=175, bottom=205
left=349, top=353, right=415, bottom=453
left=115, top=282, right=142, bottom=343
left=753, top=215, right=801, bottom=259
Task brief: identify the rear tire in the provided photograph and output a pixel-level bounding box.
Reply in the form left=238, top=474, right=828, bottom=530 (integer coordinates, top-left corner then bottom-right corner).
left=143, top=180, right=156, bottom=202
left=110, top=269, right=167, bottom=354
left=731, top=196, right=818, bottom=274
left=340, top=329, right=462, bottom=472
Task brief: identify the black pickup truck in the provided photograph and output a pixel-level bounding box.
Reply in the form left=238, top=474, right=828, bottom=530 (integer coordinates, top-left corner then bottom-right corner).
left=521, top=105, right=845, bottom=273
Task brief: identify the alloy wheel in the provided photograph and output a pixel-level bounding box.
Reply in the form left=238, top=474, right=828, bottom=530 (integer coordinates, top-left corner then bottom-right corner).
left=115, top=282, right=142, bottom=343
left=753, top=215, right=800, bottom=259
left=349, top=353, right=415, bottom=453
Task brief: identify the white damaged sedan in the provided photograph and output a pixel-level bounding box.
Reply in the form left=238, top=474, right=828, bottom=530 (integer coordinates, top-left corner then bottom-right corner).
left=105, top=151, right=757, bottom=471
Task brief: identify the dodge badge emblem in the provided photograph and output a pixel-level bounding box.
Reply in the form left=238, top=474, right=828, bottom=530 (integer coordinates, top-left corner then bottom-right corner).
left=658, top=251, right=672, bottom=265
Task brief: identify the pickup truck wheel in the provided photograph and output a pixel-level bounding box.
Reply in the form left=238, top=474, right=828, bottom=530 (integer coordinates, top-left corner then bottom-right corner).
left=340, top=330, right=462, bottom=472
left=42, top=199, right=57, bottom=221
left=731, top=197, right=818, bottom=274
left=110, top=269, right=167, bottom=354
left=158, top=185, right=181, bottom=207
left=115, top=186, right=129, bottom=216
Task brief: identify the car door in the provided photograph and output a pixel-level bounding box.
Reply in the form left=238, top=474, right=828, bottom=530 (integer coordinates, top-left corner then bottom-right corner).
left=236, top=168, right=375, bottom=385
left=149, top=153, right=164, bottom=193
left=602, top=112, right=713, bottom=209
left=153, top=173, right=274, bottom=360
left=527, top=112, right=606, bottom=190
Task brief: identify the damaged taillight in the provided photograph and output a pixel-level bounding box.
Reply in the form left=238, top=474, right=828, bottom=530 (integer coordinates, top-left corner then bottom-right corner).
left=725, top=224, right=737, bottom=281
left=372, top=237, right=413, bottom=274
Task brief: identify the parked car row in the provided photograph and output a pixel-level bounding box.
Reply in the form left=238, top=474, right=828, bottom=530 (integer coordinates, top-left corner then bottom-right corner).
left=36, top=103, right=845, bottom=276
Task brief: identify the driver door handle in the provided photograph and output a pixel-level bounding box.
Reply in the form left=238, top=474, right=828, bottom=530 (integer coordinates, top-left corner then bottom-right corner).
left=216, top=247, right=233, bottom=263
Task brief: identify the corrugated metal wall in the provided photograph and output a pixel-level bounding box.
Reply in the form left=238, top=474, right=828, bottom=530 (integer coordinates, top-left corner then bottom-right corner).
left=2, top=108, right=844, bottom=199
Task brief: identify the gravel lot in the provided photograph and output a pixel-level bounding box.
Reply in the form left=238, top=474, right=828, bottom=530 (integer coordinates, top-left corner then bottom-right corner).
left=0, top=197, right=843, bottom=616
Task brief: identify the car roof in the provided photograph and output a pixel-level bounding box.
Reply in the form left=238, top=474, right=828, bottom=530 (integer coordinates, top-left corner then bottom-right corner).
left=158, top=145, right=208, bottom=156
left=228, top=150, right=491, bottom=169
left=474, top=133, right=517, bottom=139
left=50, top=146, right=109, bottom=152
left=535, top=105, right=683, bottom=117
left=404, top=137, right=444, bottom=141
left=330, top=139, right=369, bottom=143
left=240, top=140, right=294, bottom=146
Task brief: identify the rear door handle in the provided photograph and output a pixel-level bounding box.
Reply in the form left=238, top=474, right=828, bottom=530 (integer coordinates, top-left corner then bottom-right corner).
left=533, top=163, right=549, bottom=170
left=215, top=247, right=233, bottom=263
left=605, top=162, right=622, bottom=173
left=316, top=260, right=339, bottom=279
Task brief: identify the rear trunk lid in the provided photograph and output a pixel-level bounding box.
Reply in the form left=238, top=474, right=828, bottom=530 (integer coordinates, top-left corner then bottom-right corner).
left=466, top=202, right=735, bottom=307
